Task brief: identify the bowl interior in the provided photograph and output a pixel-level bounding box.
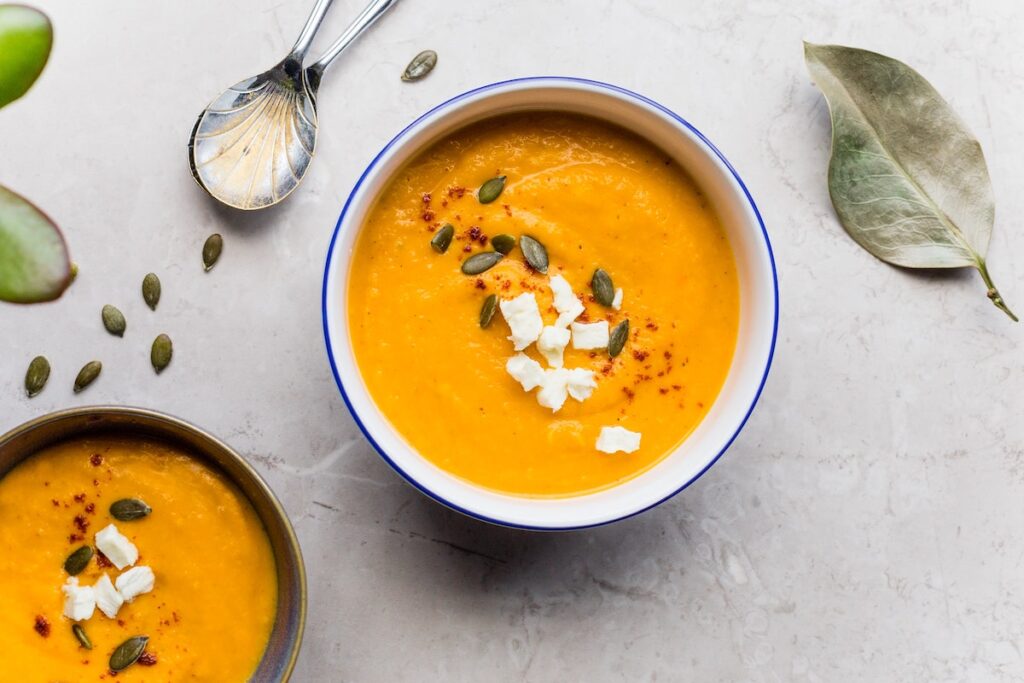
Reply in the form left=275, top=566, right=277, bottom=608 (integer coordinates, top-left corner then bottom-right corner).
left=323, top=78, right=777, bottom=529
left=0, top=407, right=305, bottom=681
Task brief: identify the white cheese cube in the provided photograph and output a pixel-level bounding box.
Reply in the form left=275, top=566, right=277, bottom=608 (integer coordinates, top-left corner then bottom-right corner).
left=596, top=426, right=642, bottom=454
left=61, top=577, right=96, bottom=621
left=612, top=288, right=623, bottom=310
left=93, top=573, right=124, bottom=619
left=506, top=353, right=545, bottom=391
left=565, top=368, right=598, bottom=402
left=500, top=293, right=543, bottom=351
left=571, top=320, right=610, bottom=350
left=94, top=524, right=138, bottom=570
left=550, top=275, right=585, bottom=327
left=536, top=368, right=570, bottom=413
left=537, top=325, right=571, bottom=368
left=115, top=566, right=155, bottom=602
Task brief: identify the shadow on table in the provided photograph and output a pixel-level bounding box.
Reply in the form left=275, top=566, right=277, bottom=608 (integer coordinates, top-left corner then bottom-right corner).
left=382, top=473, right=719, bottom=601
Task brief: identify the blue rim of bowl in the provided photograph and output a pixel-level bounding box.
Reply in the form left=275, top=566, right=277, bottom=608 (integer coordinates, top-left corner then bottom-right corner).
left=321, top=76, right=779, bottom=531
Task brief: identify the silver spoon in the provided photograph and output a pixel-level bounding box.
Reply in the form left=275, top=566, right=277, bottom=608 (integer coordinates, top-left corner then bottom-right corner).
left=188, top=0, right=399, bottom=210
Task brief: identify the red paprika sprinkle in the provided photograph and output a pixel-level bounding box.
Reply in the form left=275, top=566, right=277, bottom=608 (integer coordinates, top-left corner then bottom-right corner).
left=475, top=279, right=486, bottom=290
left=90, top=453, right=103, bottom=466
left=96, top=551, right=113, bottom=568
left=138, top=652, right=158, bottom=666
left=34, top=615, right=50, bottom=637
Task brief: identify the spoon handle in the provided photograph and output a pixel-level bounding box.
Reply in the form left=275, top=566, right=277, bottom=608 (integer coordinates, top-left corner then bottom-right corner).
left=289, top=0, right=335, bottom=60
left=307, top=0, right=399, bottom=80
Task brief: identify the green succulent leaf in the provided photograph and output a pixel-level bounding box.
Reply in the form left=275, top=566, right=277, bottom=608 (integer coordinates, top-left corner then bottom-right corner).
left=804, top=42, right=1016, bottom=321
left=0, top=185, right=70, bottom=303
left=0, top=4, right=52, bottom=109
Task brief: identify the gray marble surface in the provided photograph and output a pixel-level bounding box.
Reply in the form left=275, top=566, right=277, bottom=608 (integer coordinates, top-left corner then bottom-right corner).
left=3, top=1, right=1023, bottom=680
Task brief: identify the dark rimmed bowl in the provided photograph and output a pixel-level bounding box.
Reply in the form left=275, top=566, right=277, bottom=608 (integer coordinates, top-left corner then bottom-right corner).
left=0, top=406, right=306, bottom=681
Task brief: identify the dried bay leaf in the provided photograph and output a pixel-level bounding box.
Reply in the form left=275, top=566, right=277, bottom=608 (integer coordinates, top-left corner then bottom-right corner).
left=804, top=42, right=1016, bottom=321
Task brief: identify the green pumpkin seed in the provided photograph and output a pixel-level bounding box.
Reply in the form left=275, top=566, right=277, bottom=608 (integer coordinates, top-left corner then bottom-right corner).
left=110, top=498, right=152, bottom=521
left=479, top=294, right=498, bottom=328
left=401, top=49, right=438, bottom=82
left=101, top=305, right=126, bottom=337
left=74, top=361, right=102, bottom=393
left=142, top=273, right=161, bottom=310
left=109, top=635, right=148, bottom=672
left=430, top=224, right=455, bottom=253
left=608, top=319, right=629, bottom=358
left=519, top=235, right=548, bottom=274
left=490, top=234, right=515, bottom=255
left=461, top=251, right=503, bottom=275
left=63, top=545, right=93, bottom=575
left=591, top=268, right=615, bottom=307
left=202, top=233, right=223, bottom=271
left=151, top=334, right=172, bottom=374
left=477, top=176, right=506, bottom=204
left=72, top=624, right=93, bottom=650
left=25, top=355, right=50, bottom=397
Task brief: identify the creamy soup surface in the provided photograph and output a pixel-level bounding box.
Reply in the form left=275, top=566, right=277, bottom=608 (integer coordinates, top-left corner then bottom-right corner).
left=348, top=112, right=739, bottom=496
left=0, top=436, right=277, bottom=681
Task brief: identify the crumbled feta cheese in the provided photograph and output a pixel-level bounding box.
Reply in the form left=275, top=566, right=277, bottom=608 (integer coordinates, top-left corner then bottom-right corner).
left=95, top=524, right=138, bottom=570
left=571, top=320, right=610, bottom=350
left=536, top=368, right=570, bottom=412
left=537, top=325, right=571, bottom=368
left=550, top=275, right=585, bottom=327
left=506, top=353, right=545, bottom=391
left=565, top=368, right=597, bottom=402
left=596, top=426, right=642, bottom=454
left=61, top=577, right=96, bottom=621
left=115, top=566, right=155, bottom=602
left=93, top=573, right=124, bottom=619
left=612, top=287, right=623, bottom=310
left=500, top=293, right=543, bottom=351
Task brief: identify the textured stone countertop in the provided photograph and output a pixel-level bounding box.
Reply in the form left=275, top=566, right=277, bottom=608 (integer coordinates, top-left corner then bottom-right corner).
left=2, top=1, right=1023, bottom=680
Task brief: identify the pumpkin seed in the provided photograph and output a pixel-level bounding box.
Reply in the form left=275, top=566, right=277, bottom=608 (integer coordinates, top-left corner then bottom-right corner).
left=490, top=234, right=515, bottom=255
left=151, top=334, right=172, bottom=374
left=110, top=498, right=152, bottom=521
left=73, top=361, right=101, bottom=393
left=101, top=304, right=126, bottom=337
left=142, top=273, right=160, bottom=310
left=461, top=251, right=503, bottom=275
left=63, top=545, right=93, bottom=575
left=608, top=319, right=629, bottom=358
left=430, top=224, right=455, bottom=253
left=519, top=235, right=548, bottom=274
left=72, top=624, right=93, bottom=650
left=591, top=268, right=615, bottom=307
left=24, top=355, right=50, bottom=397
left=109, top=635, right=148, bottom=672
left=202, top=233, right=222, bottom=271
left=479, top=294, right=498, bottom=328
left=477, top=176, right=506, bottom=204
left=401, top=49, right=437, bottom=82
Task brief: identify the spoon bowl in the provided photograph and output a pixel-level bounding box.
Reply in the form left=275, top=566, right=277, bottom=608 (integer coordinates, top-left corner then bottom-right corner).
left=188, top=58, right=317, bottom=210
left=188, top=0, right=398, bottom=210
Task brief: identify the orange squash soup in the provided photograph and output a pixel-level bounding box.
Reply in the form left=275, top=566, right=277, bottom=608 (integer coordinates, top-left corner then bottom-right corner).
left=348, top=112, right=739, bottom=496
left=0, top=435, right=277, bottom=680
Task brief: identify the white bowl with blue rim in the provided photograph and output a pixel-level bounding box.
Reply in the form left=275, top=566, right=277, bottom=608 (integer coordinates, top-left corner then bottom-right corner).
left=322, top=77, right=778, bottom=530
